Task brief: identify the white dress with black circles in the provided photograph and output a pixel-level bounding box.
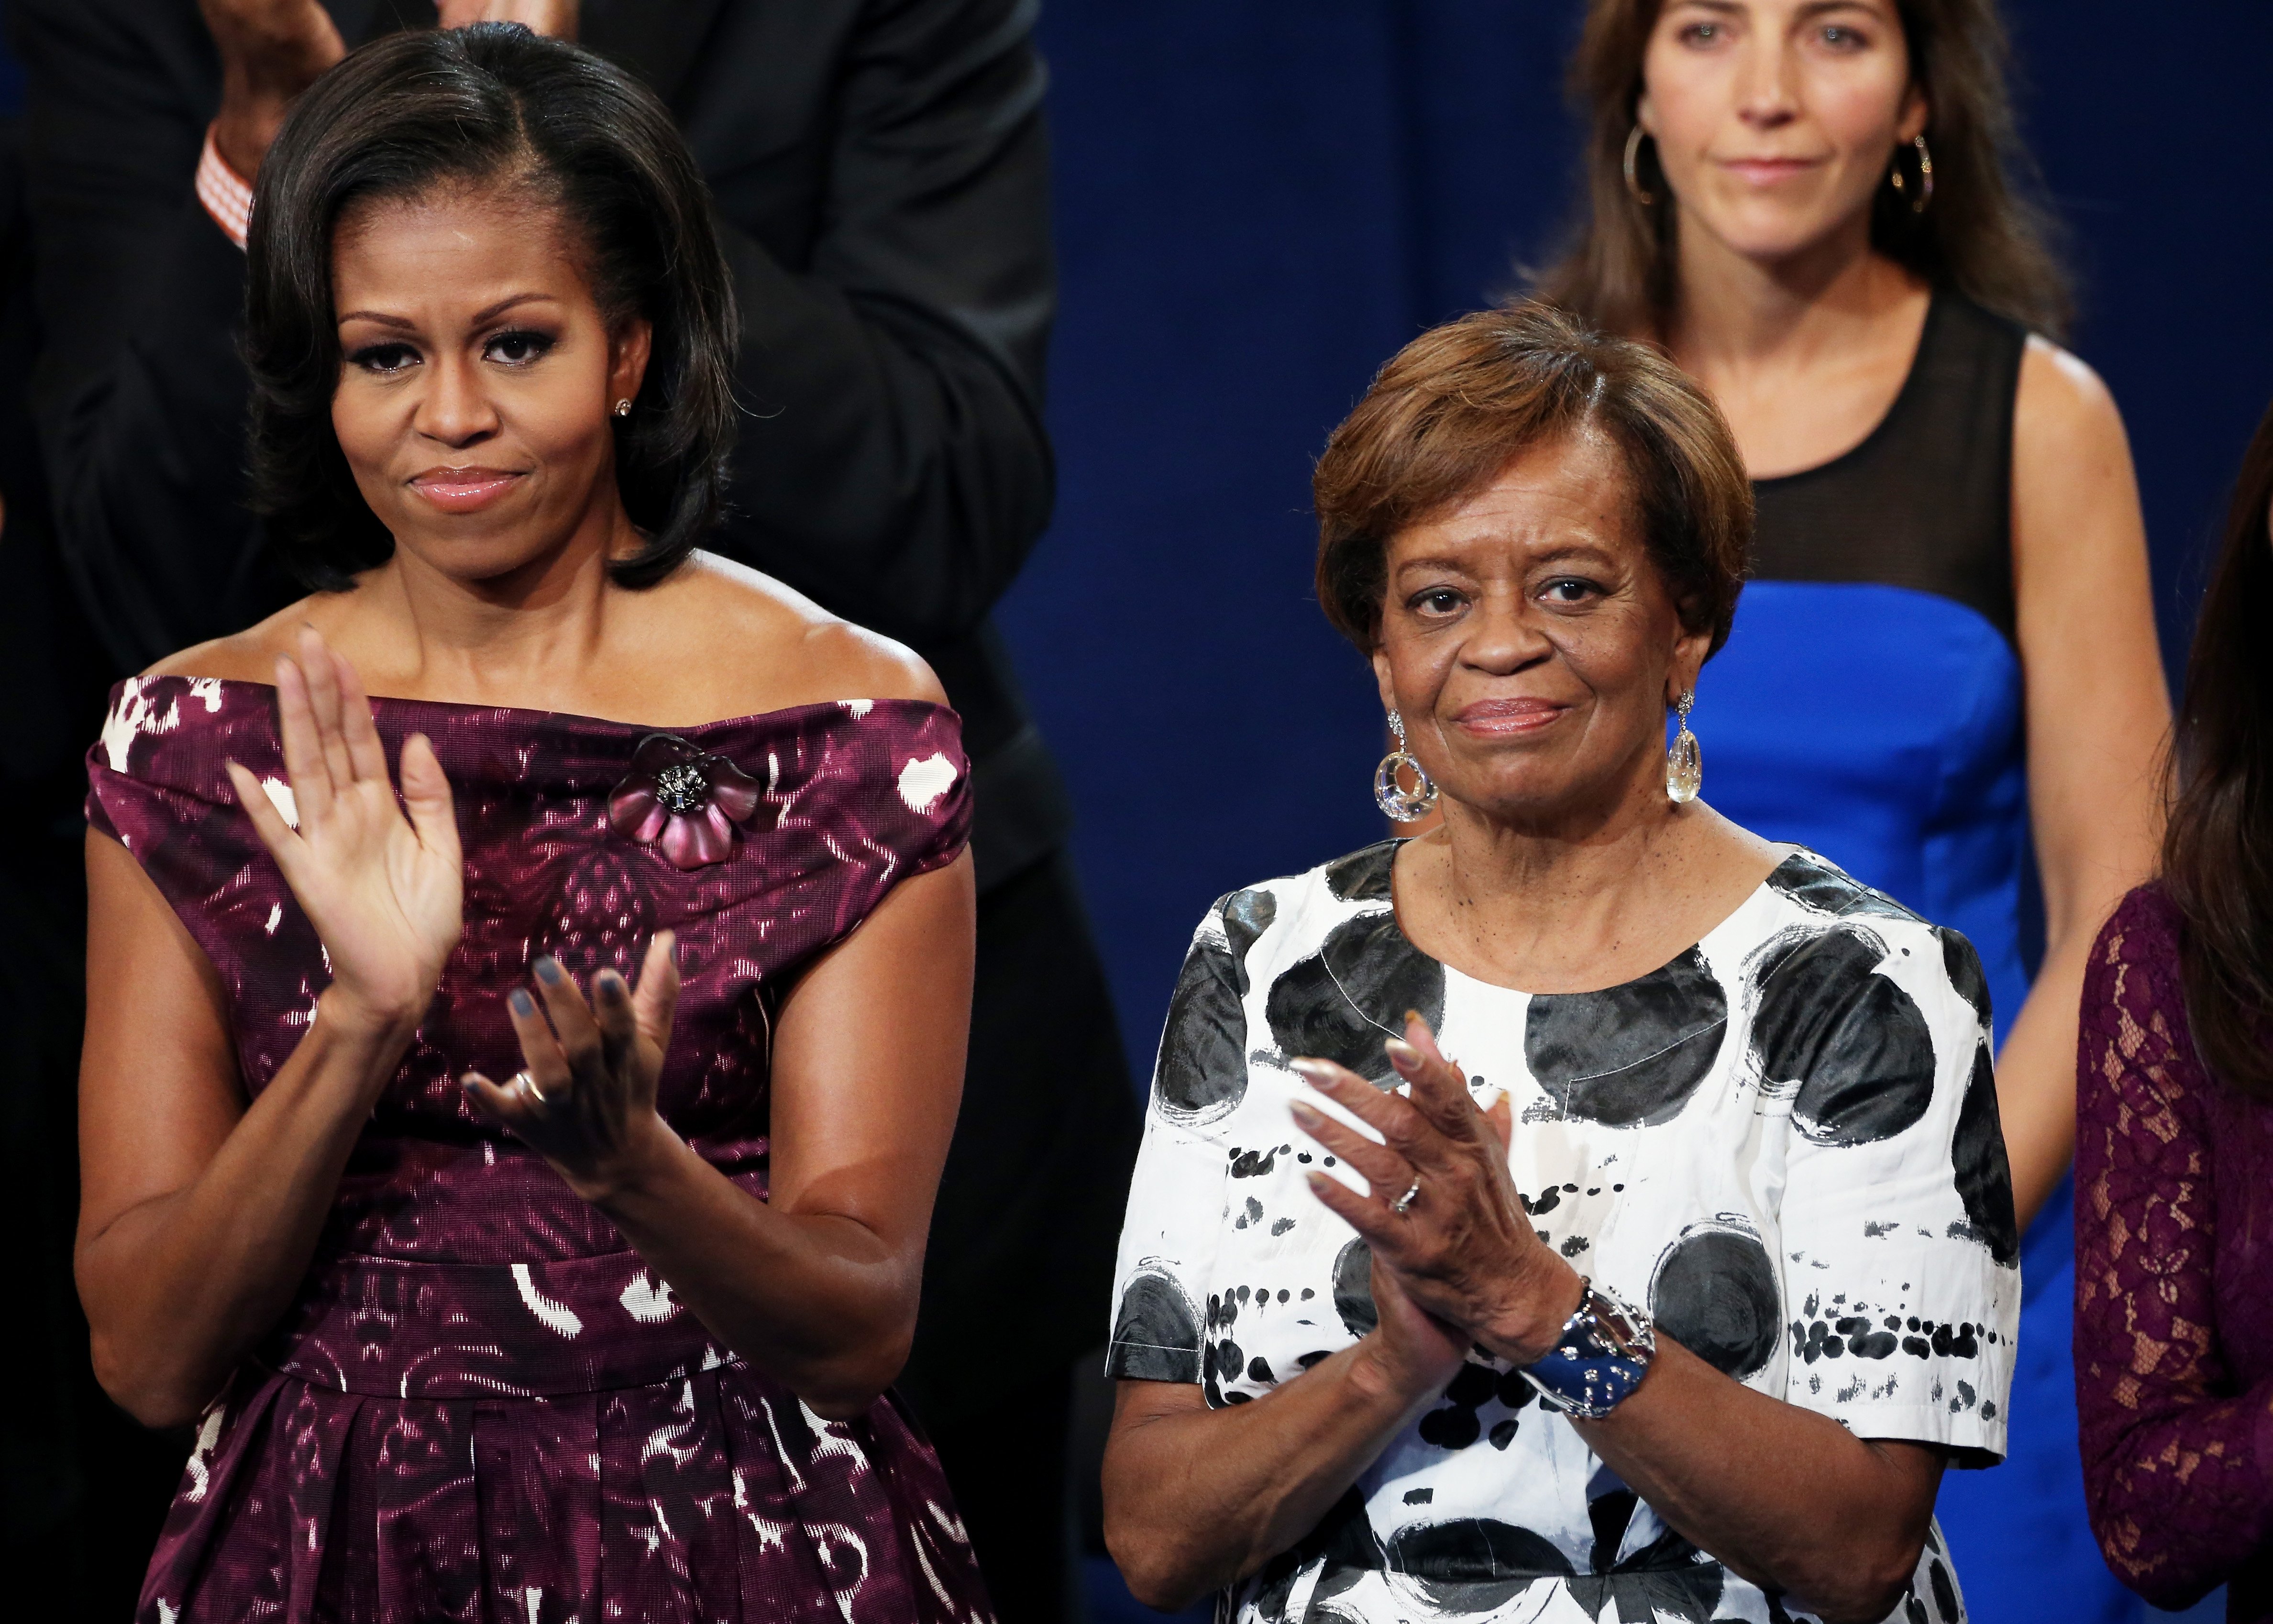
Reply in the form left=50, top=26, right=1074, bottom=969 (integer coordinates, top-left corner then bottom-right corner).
left=1105, top=842, right=2018, bottom=1624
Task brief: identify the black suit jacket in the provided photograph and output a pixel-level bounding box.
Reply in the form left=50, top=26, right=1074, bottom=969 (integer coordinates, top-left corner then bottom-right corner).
left=10, top=0, right=1072, bottom=893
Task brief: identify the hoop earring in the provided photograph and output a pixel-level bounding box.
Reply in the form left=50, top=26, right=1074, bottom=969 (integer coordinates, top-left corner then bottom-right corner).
left=1622, top=124, right=1657, bottom=208
left=1666, top=691, right=1702, bottom=804
left=1887, top=134, right=1933, bottom=216
left=1375, top=710, right=1440, bottom=822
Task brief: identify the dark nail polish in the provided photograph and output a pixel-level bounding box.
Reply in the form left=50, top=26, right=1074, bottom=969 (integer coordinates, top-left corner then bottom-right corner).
left=509, top=989, right=535, bottom=1017
left=534, top=958, right=563, bottom=985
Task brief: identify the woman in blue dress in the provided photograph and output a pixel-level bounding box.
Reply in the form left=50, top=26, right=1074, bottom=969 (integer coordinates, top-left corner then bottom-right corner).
left=1537, top=0, right=2170, bottom=1616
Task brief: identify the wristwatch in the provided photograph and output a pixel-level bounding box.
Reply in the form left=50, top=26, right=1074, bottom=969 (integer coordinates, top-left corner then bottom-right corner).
left=1518, top=1277, right=1656, bottom=1419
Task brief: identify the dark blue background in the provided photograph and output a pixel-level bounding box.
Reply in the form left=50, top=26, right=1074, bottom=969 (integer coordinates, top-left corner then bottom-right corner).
left=1, top=2, right=2249, bottom=1140
left=0, top=8, right=2259, bottom=1619
left=1006, top=0, right=2273, bottom=1096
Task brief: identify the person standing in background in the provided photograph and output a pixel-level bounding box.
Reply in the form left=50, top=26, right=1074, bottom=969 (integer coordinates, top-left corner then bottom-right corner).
left=0, top=83, right=183, bottom=1613
left=1537, top=1, right=2167, bottom=1618
left=9, top=1, right=1137, bottom=1616
left=2073, top=399, right=2273, bottom=1621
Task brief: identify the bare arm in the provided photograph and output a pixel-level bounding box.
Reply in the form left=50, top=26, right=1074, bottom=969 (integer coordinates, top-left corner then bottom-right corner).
left=1103, top=1260, right=1468, bottom=1608
left=1570, top=1345, right=1943, bottom=1618
left=77, top=634, right=462, bottom=1426
left=77, top=838, right=427, bottom=1425
left=2001, top=338, right=2169, bottom=1229
left=467, top=849, right=976, bottom=1419
left=1105, top=1353, right=1938, bottom=1624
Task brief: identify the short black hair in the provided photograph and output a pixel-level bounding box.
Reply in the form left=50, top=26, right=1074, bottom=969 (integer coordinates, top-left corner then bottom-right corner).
left=244, top=22, right=738, bottom=591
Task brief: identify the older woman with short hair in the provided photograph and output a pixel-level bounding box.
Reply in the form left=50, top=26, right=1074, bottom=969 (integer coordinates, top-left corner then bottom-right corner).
left=1099, top=302, right=2016, bottom=1624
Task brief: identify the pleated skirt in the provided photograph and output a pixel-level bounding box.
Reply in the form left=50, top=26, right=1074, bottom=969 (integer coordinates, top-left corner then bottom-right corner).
left=137, top=1250, right=994, bottom=1624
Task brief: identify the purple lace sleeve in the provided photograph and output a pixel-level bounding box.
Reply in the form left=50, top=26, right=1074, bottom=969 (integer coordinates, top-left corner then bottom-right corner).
left=2074, top=886, right=2273, bottom=1608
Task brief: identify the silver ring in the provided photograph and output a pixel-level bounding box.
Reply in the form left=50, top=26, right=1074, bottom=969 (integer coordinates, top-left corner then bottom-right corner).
left=512, top=1070, right=548, bottom=1106
left=1391, top=1178, right=1421, bottom=1215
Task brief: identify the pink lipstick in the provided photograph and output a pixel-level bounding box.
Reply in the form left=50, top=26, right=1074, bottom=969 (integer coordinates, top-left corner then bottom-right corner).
left=410, top=466, right=524, bottom=514
left=1722, top=156, right=1821, bottom=187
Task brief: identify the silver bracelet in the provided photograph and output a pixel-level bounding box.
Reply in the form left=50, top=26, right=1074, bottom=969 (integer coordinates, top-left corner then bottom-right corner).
left=1517, top=1277, right=1656, bottom=1419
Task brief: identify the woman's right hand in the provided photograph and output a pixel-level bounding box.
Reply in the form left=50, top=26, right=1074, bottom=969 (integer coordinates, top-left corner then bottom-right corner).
left=199, top=0, right=346, bottom=177
left=225, top=626, right=463, bottom=1039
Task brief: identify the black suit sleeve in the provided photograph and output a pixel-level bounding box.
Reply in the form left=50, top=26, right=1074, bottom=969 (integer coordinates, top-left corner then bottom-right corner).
left=12, top=0, right=1056, bottom=669
left=10, top=0, right=277, bottom=672
left=702, top=0, right=1056, bottom=651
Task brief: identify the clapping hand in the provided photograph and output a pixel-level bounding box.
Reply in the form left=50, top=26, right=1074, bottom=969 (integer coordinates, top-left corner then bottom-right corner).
left=461, top=936, right=682, bottom=1203
left=225, top=627, right=464, bottom=1041
left=201, top=0, right=346, bottom=176
left=202, top=0, right=578, bottom=180
left=1290, top=1014, right=1583, bottom=1371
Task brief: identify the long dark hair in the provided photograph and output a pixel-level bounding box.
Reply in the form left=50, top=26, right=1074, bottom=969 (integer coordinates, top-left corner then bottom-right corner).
left=244, top=23, right=739, bottom=591
left=2164, top=402, right=2273, bottom=1097
left=1538, top=0, right=2071, bottom=340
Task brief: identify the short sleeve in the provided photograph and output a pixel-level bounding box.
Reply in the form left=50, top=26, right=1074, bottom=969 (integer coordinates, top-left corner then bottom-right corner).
left=1768, top=922, right=2020, bottom=1464
left=805, top=700, right=973, bottom=885
left=85, top=677, right=301, bottom=978
left=1103, top=895, right=1251, bottom=1383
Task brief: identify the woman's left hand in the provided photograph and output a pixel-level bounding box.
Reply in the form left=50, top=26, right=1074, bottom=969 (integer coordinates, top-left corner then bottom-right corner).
left=462, top=933, right=682, bottom=1202
left=1290, top=1015, right=1582, bottom=1366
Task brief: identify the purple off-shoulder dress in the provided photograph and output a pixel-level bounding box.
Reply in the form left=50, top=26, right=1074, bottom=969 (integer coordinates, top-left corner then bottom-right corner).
left=2075, top=885, right=2273, bottom=1619
left=85, top=675, right=994, bottom=1624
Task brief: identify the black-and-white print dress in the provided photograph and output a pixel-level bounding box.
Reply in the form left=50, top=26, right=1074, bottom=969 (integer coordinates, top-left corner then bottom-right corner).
left=1105, top=842, right=2019, bottom=1624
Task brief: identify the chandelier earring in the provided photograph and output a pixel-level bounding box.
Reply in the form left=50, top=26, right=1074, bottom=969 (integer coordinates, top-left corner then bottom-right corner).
left=1666, top=691, right=1702, bottom=804
left=1887, top=134, right=1934, bottom=216
left=1375, top=710, right=1440, bottom=822
left=1622, top=124, right=1658, bottom=208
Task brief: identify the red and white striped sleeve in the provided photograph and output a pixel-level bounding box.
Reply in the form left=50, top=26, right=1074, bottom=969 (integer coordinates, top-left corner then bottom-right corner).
left=194, top=125, right=253, bottom=251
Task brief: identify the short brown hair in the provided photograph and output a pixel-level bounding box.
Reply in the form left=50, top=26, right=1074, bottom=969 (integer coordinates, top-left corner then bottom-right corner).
left=1313, top=300, right=1751, bottom=655
left=1540, top=0, right=2070, bottom=340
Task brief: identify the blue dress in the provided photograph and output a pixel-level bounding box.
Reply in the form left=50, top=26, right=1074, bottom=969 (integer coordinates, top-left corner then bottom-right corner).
left=1703, top=292, right=2131, bottom=1623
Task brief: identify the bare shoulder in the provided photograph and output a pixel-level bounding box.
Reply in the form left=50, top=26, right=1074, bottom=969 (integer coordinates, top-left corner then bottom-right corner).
left=658, top=553, right=947, bottom=711
left=143, top=593, right=353, bottom=682
left=2014, top=334, right=2131, bottom=463
left=2009, top=335, right=2145, bottom=580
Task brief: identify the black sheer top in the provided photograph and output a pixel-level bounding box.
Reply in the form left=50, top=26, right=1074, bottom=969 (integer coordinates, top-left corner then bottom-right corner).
left=1750, top=291, right=2029, bottom=646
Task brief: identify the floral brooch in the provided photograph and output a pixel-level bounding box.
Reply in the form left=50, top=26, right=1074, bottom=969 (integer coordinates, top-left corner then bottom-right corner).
left=608, top=734, right=763, bottom=869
